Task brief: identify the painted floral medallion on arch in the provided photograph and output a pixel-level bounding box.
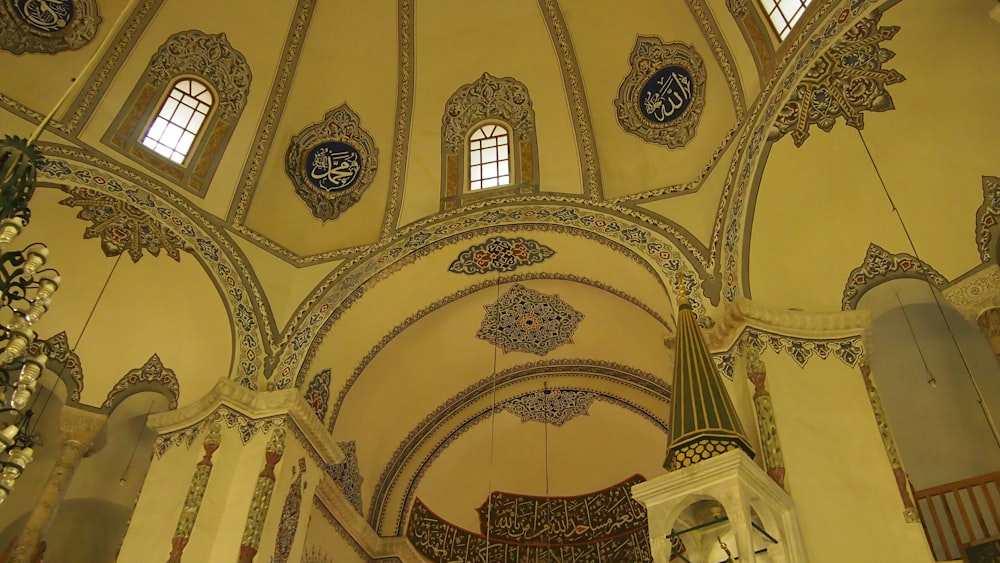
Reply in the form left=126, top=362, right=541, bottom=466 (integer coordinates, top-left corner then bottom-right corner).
left=476, top=284, right=584, bottom=356
left=768, top=9, right=904, bottom=146
left=448, top=236, right=554, bottom=275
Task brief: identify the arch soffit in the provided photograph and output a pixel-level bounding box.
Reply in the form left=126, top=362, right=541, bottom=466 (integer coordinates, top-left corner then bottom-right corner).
left=277, top=200, right=718, bottom=390
left=34, top=144, right=272, bottom=389
left=719, top=0, right=887, bottom=304
left=363, top=359, right=671, bottom=535
left=325, top=272, right=675, bottom=429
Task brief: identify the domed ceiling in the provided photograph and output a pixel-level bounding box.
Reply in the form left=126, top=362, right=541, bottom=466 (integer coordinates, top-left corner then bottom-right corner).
left=0, top=0, right=998, bottom=556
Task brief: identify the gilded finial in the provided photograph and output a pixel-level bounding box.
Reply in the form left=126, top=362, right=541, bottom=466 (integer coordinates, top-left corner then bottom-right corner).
left=676, top=270, right=689, bottom=306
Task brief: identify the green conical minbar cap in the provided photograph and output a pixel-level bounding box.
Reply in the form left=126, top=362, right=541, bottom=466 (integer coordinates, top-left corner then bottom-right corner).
left=664, top=280, right=754, bottom=471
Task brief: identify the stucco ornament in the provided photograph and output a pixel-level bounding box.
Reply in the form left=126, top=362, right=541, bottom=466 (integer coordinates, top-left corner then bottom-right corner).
left=0, top=0, right=101, bottom=55
left=147, top=30, right=251, bottom=121
left=286, top=104, right=379, bottom=222
left=615, top=36, right=707, bottom=148
left=476, top=284, right=584, bottom=356
left=442, top=73, right=535, bottom=153
left=768, top=10, right=904, bottom=146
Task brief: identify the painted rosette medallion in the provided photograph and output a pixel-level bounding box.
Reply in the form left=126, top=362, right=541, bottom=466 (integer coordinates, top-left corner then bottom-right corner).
left=285, top=104, right=378, bottom=221
left=615, top=36, right=706, bottom=148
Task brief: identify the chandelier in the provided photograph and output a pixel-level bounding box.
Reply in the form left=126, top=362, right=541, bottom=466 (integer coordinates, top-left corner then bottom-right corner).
left=0, top=135, right=59, bottom=504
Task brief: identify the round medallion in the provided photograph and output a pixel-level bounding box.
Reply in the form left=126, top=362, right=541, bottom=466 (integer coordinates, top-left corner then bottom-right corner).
left=304, top=141, right=361, bottom=192
left=639, top=65, right=694, bottom=124
left=13, top=0, right=74, bottom=32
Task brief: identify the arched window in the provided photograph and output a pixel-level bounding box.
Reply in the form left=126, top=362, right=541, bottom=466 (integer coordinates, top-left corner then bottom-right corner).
left=103, top=30, right=251, bottom=197
left=468, top=124, right=510, bottom=191
left=141, top=79, right=214, bottom=164
left=759, top=0, right=812, bottom=39
left=440, top=73, right=538, bottom=211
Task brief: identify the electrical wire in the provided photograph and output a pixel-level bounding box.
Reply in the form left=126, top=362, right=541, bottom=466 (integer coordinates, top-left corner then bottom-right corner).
left=28, top=253, right=122, bottom=436
left=858, top=128, right=1000, bottom=449
left=484, top=273, right=502, bottom=563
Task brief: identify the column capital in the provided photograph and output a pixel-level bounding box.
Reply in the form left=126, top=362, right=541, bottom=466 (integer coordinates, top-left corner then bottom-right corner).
left=58, top=407, right=107, bottom=447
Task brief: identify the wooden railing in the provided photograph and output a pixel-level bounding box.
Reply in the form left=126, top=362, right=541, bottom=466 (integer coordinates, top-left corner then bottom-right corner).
left=914, top=470, right=1000, bottom=560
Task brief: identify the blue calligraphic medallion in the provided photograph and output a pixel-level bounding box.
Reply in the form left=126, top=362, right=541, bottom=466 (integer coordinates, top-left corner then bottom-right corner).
left=640, top=66, right=693, bottom=124
left=615, top=37, right=706, bottom=148
left=12, top=0, right=74, bottom=32
left=305, top=141, right=361, bottom=192
left=286, top=104, right=379, bottom=221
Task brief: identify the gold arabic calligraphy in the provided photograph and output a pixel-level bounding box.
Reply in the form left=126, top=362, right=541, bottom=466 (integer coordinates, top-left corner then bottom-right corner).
left=14, top=0, right=72, bottom=32
left=308, top=146, right=360, bottom=192
left=642, top=70, right=692, bottom=123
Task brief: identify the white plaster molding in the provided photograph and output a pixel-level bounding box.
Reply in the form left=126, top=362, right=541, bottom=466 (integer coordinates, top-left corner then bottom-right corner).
left=315, top=478, right=423, bottom=562
left=632, top=450, right=808, bottom=562
left=148, top=378, right=344, bottom=464
left=943, top=265, right=1000, bottom=322
left=667, top=298, right=871, bottom=352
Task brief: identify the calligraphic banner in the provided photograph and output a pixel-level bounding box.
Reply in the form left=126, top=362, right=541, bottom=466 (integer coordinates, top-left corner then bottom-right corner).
left=406, top=475, right=658, bottom=563
left=475, top=474, right=647, bottom=544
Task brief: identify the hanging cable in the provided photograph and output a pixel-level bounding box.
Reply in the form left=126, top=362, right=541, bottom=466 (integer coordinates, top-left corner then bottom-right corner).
left=543, top=381, right=553, bottom=561
left=119, top=399, right=156, bottom=486
left=893, top=292, right=937, bottom=388
left=858, top=128, right=1000, bottom=448
left=484, top=272, right=502, bottom=563
left=28, top=253, right=122, bottom=436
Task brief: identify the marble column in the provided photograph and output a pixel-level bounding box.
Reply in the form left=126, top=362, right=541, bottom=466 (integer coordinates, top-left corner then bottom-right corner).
left=7, top=407, right=107, bottom=563
left=745, top=350, right=787, bottom=490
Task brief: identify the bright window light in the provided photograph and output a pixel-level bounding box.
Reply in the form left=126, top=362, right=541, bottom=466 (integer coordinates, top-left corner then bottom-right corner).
left=142, top=79, right=213, bottom=164
left=469, top=124, right=511, bottom=191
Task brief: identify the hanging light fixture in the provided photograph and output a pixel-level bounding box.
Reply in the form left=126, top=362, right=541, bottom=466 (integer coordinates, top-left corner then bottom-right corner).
left=0, top=133, right=60, bottom=504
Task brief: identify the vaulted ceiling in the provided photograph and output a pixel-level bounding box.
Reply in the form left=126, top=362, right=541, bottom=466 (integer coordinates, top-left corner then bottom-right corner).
left=0, top=0, right=998, bottom=547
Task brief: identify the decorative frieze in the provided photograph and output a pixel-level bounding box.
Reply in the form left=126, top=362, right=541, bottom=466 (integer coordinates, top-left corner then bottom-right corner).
left=842, top=243, right=947, bottom=311
left=103, top=354, right=180, bottom=410
left=859, top=359, right=919, bottom=523
left=745, top=350, right=786, bottom=490
left=975, top=176, right=1000, bottom=262
left=58, top=186, right=189, bottom=262
left=271, top=458, right=306, bottom=563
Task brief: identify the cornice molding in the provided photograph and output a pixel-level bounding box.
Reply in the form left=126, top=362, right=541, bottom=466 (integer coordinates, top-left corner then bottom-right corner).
left=943, top=265, right=1000, bottom=322
left=315, top=478, right=422, bottom=562
left=148, top=379, right=344, bottom=465
left=675, top=297, right=871, bottom=352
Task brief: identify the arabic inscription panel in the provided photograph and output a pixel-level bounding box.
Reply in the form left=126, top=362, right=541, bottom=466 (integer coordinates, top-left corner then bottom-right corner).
left=615, top=36, right=706, bottom=148
left=0, top=0, right=100, bottom=54
left=285, top=104, right=379, bottom=222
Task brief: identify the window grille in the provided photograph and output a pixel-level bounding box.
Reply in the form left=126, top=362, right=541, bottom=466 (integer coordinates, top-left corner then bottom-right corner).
left=759, top=0, right=812, bottom=40
left=141, top=79, right=214, bottom=164
left=469, top=124, right=511, bottom=190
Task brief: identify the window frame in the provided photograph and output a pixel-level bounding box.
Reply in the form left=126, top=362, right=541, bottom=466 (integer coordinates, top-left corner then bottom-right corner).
left=758, top=0, right=813, bottom=41
left=467, top=121, right=513, bottom=192
left=140, top=77, right=217, bottom=166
